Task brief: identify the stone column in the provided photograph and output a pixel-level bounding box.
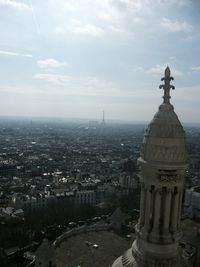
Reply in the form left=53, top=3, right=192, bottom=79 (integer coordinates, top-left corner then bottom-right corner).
left=177, top=191, right=183, bottom=228
left=152, top=189, right=161, bottom=232
left=144, top=187, right=152, bottom=230
left=171, top=189, right=179, bottom=232
left=163, top=189, right=172, bottom=231
left=139, top=184, right=146, bottom=228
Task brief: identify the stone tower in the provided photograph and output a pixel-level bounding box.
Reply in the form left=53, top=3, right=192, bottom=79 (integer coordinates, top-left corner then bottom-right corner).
left=111, top=67, right=188, bottom=267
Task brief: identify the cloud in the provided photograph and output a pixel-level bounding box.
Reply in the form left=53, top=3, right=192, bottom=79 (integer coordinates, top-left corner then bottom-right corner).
left=146, top=64, right=182, bottom=76
left=29, top=0, right=40, bottom=34
left=161, top=17, right=192, bottom=32
left=33, top=73, right=159, bottom=101
left=37, top=58, right=67, bottom=69
left=191, top=66, right=200, bottom=72
left=132, top=66, right=143, bottom=72
left=34, top=73, right=117, bottom=96
left=0, top=50, right=33, bottom=58
left=34, top=73, right=69, bottom=85
left=173, top=84, right=200, bottom=104
left=0, top=50, right=19, bottom=56
left=112, top=0, right=143, bottom=11
left=52, top=0, right=145, bottom=37
left=72, top=23, right=105, bottom=37
left=158, top=0, right=192, bottom=6
left=0, top=0, right=30, bottom=10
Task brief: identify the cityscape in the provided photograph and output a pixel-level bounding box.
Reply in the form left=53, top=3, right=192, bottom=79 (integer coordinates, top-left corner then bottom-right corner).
left=0, top=115, right=200, bottom=266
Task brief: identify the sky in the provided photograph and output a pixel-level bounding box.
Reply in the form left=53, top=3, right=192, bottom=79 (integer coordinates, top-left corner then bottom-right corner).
left=0, top=0, right=200, bottom=123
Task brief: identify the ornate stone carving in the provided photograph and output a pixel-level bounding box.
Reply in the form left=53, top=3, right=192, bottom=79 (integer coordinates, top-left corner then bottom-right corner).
left=159, top=66, right=175, bottom=105
left=157, top=170, right=180, bottom=183
left=146, top=124, right=185, bottom=139
left=144, top=144, right=186, bottom=162
left=158, top=175, right=178, bottom=182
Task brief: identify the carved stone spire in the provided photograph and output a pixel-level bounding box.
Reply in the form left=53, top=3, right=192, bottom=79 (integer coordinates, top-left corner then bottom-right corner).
left=159, top=66, right=175, bottom=104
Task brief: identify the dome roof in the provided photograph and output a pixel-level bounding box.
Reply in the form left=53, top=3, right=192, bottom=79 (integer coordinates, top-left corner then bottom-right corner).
left=146, top=103, right=185, bottom=138
left=111, top=248, right=137, bottom=267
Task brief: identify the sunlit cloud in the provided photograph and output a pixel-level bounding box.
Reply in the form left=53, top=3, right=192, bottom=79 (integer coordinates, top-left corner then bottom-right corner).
left=0, top=50, right=33, bottom=58
left=191, top=66, right=200, bottom=72
left=158, top=0, right=192, bottom=6
left=0, top=50, right=19, bottom=56
left=52, top=0, right=146, bottom=37
left=37, top=58, right=68, bottom=69
left=72, top=23, right=105, bottom=37
left=0, top=0, right=30, bottom=10
left=112, top=0, right=143, bottom=11
left=161, top=17, right=192, bottom=32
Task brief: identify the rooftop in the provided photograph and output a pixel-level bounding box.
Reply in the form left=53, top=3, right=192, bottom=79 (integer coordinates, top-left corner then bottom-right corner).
left=181, top=218, right=200, bottom=247
left=56, top=230, right=134, bottom=267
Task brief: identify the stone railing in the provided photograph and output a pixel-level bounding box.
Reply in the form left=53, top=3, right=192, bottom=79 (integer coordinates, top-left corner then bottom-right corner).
left=26, top=259, right=35, bottom=267
left=53, top=223, right=111, bottom=248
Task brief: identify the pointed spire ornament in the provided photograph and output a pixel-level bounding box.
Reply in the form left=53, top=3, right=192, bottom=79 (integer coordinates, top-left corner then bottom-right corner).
left=159, top=66, right=175, bottom=104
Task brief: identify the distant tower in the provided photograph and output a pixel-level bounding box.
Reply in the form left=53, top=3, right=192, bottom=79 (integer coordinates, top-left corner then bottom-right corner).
left=111, top=67, right=188, bottom=267
left=101, top=110, right=106, bottom=125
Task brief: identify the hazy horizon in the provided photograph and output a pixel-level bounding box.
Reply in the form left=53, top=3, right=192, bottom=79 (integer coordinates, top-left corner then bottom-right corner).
left=0, top=114, right=199, bottom=127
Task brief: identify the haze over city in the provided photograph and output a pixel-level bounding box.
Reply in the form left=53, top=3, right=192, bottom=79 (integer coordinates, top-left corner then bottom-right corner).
left=0, top=0, right=200, bottom=122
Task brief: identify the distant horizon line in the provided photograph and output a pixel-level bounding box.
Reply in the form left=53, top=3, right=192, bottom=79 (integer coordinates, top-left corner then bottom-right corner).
left=0, top=115, right=199, bottom=127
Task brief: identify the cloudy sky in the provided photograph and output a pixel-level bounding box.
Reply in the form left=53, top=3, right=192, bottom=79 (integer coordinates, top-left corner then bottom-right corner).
left=0, top=0, right=199, bottom=123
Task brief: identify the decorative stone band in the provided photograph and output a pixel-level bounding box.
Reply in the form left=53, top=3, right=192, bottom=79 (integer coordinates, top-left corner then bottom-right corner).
left=145, top=124, right=185, bottom=139
left=132, top=240, right=180, bottom=267
left=157, top=172, right=180, bottom=182
left=143, top=144, right=186, bottom=162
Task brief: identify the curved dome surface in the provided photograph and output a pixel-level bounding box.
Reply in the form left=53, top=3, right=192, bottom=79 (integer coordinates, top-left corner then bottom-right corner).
left=140, top=103, right=187, bottom=164
left=112, top=248, right=137, bottom=267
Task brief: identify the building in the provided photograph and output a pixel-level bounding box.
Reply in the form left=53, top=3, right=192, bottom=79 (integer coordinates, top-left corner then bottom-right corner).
left=119, top=174, right=139, bottom=189
left=184, top=187, right=200, bottom=220
left=75, top=190, right=96, bottom=206
left=12, top=193, right=56, bottom=210
left=111, top=67, right=188, bottom=267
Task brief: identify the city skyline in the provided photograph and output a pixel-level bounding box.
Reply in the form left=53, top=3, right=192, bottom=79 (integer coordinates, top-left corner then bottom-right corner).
left=0, top=0, right=200, bottom=123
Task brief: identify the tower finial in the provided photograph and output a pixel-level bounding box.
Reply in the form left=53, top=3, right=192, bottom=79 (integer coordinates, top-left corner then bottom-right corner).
left=159, top=66, right=175, bottom=104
